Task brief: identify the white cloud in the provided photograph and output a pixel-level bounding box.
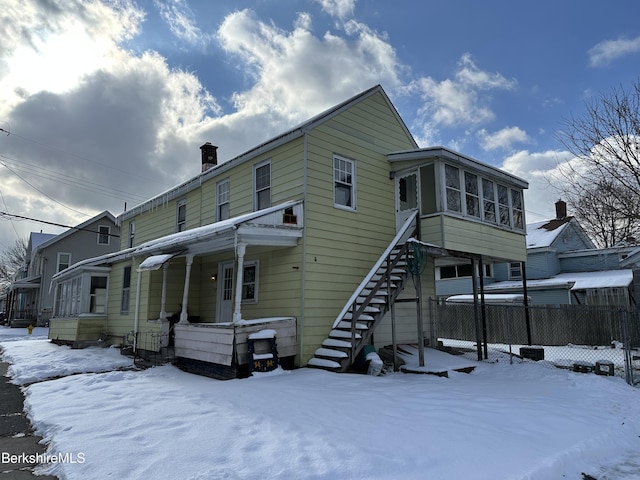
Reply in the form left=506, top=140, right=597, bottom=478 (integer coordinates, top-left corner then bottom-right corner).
left=588, top=35, right=640, bottom=67
left=154, top=0, right=209, bottom=47
left=314, top=0, right=356, bottom=20
left=216, top=9, right=402, bottom=126
left=500, top=149, right=574, bottom=222
left=479, top=126, right=531, bottom=151
left=408, top=54, right=516, bottom=144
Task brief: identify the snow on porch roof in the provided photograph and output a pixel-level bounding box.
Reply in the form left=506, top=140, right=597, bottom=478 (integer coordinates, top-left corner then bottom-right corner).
left=131, top=200, right=302, bottom=257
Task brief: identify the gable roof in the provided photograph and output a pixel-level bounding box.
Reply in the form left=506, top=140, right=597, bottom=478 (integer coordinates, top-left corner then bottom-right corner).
left=33, top=211, right=117, bottom=255
left=118, top=85, right=417, bottom=223
left=525, top=217, right=573, bottom=248
left=28, top=232, right=56, bottom=252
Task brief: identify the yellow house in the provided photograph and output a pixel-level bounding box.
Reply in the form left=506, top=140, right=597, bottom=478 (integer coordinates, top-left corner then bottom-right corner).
left=48, top=85, right=528, bottom=378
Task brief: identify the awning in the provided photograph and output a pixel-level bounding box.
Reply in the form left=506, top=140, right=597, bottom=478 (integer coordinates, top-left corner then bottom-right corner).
left=138, top=254, right=175, bottom=272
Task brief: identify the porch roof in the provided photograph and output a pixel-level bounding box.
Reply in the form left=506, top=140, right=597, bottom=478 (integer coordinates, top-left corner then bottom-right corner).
left=52, top=201, right=303, bottom=281
left=9, top=275, right=41, bottom=291
left=131, top=200, right=303, bottom=257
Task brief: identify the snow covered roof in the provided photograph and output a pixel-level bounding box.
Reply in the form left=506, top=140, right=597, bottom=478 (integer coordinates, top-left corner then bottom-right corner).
left=446, top=294, right=530, bottom=304
left=525, top=218, right=571, bottom=248
left=53, top=201, right=303, bottom=282
left=485, top=269, right=633, bottom=292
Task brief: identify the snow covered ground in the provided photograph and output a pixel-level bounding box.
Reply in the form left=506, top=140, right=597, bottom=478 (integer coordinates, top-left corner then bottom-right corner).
left=1, top=326, right=640, bottom=480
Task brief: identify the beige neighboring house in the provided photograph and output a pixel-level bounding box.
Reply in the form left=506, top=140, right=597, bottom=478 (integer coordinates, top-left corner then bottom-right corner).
left=6, top=212, right=119, bottom=327
left=48, top=85, right=528, bottom=378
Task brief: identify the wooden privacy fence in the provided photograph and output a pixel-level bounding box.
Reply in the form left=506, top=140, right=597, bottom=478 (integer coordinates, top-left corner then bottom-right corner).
left=434, top=301, right=637, bottom=347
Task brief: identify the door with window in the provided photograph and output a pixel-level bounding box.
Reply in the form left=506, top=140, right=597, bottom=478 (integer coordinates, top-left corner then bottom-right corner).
left=396, top=170, right=419, bottom=231
left=216, top=262, right=235, bottom=322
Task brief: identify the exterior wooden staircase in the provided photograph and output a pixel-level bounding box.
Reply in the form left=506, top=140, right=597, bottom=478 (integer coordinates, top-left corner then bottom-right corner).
left=308, top=212, right=418, bottom=372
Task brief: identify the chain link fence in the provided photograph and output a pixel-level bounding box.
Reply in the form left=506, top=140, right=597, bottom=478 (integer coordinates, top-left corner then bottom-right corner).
left=432, top=299, right=640, bottom=386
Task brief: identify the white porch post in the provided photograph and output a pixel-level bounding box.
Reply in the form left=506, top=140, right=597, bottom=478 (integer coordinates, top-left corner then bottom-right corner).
left=232, top=242, right=246, bottom=324
left=179, top=255, right=194, bottom=324
left=159, top=262, right=169, bottom=321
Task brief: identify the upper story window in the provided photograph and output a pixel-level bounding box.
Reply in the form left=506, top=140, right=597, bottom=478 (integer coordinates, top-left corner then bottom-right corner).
left=334, top=155, right=356, bottom=210
left=217, top=178, right=230, bottom=221
left=445, top=165, right=461, bottom=212
left=464, top=172, right=480, bottom=218
left=128, top=221, right=135, bottom=248
left=176, top=199, right=186, bottom=232
left=482, top=179, right=496, bottom=223
left=254, top=160, right=271, bottom=210
left=57, top=253, right=71, bottom=273
left=97, top=225, right=111, bottom=245
left=444, top=164, right=524, bottom=231
left=511, top=189, right=524, bottom=229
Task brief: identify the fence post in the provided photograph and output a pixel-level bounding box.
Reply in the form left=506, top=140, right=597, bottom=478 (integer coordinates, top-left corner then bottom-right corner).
left=621, top=309, right=635, bottom=386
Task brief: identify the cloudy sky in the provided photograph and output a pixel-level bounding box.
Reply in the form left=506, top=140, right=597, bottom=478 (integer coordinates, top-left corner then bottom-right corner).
left=1, top=0, right=639, bottom=252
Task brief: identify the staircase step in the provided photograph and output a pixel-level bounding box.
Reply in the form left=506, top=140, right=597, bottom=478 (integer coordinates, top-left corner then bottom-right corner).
left=329, top=330, right=362, bottom=339
left=314, top=348, right=348, bottom=358
left=356, top=296, right=386, bottom=304
left=336, top=321, right=369, bottom=330
left=308, top=358, right=341, bottom=370
left=343, top=313, right=374, bottom=321
left=322, top=338, right=352, bottom=348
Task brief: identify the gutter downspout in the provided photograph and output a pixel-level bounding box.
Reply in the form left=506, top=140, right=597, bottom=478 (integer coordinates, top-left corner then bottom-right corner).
left=300, top=129, right=309, bottom=364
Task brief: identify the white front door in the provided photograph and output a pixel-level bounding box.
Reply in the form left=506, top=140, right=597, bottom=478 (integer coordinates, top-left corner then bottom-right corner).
left=216, top=261, right=235, bottom=322
left=396, top=170, right=419, bottom=231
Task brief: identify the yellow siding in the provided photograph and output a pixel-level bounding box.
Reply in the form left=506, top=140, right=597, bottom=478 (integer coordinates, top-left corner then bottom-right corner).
left=421, top=215, right=527, bottom=262
left=298, top=91, right=416, bottom=363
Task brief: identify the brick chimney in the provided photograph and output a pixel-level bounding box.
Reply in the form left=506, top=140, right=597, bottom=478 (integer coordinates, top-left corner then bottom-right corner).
left=200, top=142, right=218, bottom=172
left=555, top=199, right=567, bottom=219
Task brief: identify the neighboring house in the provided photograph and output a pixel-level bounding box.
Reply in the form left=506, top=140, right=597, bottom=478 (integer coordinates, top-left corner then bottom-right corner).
left=5, top=212, right=120, bottom=326
left=48, top=85, right=528, bottom=376
left=445, top=200, right=637, bottom=307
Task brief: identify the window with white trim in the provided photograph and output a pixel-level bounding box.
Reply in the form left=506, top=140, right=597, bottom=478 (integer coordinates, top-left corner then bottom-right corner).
left=254, top=160, right=271, bottom=210
left=176, top=199, right=186, bottom=232
left=57, top=253, right=71, bottom=273
left=509, top=262, right=522, bottom=280
left=511, top=189, right=523, bottom=229
left=128, top=221, right=135, bottom=248
left=217, top=178, right=230, bottom=221
left=445, top=165, right=461, bottom=212
left=464, top=172, right=480, bottom=218
left=482, top=178, right=496, bottom=223
left=334, top=155, right=356, bottom=210
left=97, top=225, right=111, bottom=245
left=241, top=261, right=259, bottom=303
left=121, top=265, right=132, bottom=314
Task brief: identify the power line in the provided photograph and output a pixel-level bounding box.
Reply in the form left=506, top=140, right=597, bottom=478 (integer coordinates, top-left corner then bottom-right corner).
left=0, top=211, right=120, bottom=237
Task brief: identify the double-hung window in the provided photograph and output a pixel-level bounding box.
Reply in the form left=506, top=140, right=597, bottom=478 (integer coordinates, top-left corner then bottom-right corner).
left=497, top=184, right=510, bottom=226
left=509, top=262, right=523, bottom=280
left=445, top=165, right=461, bottom=212
left=217, top=179, right=230, bottom=221
left=482, top=179, right=496, bottom=223
left=254, top=161, right=271, bottom=210
left=241, top=261, right=259, bottom=303
left=334, top=155, right=356, bottom=210
left=57, top=253, right=71, bottom=273
left=128, top=221, right=135, bottom=248
left=97, top=226, right=111, bottom=245
left=121, top=266, right=132, bottom=314
left=464, top=172, right=480, bottom=218
left=176, top=199, right=186, bottom=232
